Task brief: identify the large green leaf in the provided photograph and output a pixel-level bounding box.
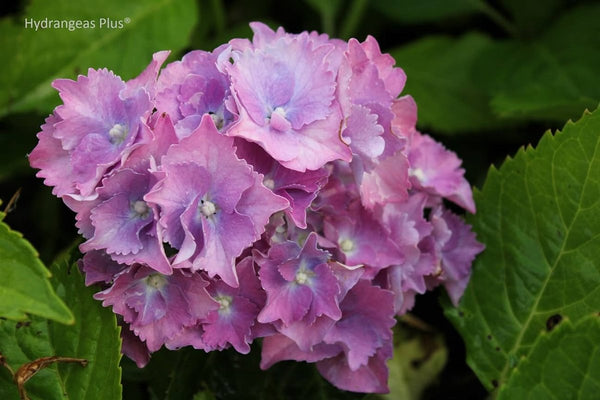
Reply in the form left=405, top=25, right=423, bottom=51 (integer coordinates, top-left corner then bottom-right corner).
left=391, top=33, right=504, bottom=134
left=0, top=210, right=72, bottom=323
left=0, top=251, right=122, bottom=400
left=478, top=3, right=600, bottom=122
left=497, top=315, right=600, bottom=400
left=0, top=0, right=197, bottom=117
left=445, top=106, right=600, bottom=395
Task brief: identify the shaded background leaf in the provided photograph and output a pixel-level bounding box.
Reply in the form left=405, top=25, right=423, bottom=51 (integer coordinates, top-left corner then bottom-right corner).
left=0, top=0, right=198, bottom=117
left=391, top=33, right=504, bottom=135
left=445, top=105, right=600, bottom=394
left=477, top=3, right=600, bottom=122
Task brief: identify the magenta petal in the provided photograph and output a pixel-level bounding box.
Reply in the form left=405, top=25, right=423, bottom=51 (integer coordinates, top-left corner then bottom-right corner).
left=120, top=322, right=151, bottom=368
left=260, top=333, right=342, bottom=370
left=316, top=340, right=392, bottom=394
left=195, top=211, right=255, bottom=286
left=275, top=314, right=336, bottom=352
left=258, top=264, right=313, bottom=325
left=323, top=280, right=395, bottom=371
left=79, top=250, right=127, bottom=286
left=202, top=294, right=258, bottom=354
left=29, top=113, right=77, bottom=198
left=358, top=150, right=410, bottom=210
left=83, top=193, right=150, bottom=255
left=124, top=50, right=170, bottom=98
left=408, top=132, right=475, bottom=213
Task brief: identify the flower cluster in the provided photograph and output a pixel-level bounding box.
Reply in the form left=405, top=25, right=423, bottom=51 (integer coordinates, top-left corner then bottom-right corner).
left=30, top=23, right=484, bottom=394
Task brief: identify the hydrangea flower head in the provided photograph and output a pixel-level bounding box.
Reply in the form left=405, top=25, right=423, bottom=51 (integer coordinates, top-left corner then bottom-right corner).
left=30, top=23, right=485, bottom=395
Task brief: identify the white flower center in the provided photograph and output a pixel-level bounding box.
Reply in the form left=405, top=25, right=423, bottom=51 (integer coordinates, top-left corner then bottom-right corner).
left=209, top=112, right=224, bottom=130
left=340, top=239, right=354, bottom=252
left=145, top=274, right=167, bottom=289
left=268, top=106, right=292, bottom=132
left=295, top=269, right=312, bottom=285
left=108, top=123, right=128, bottom=144
left=263, top=177, right=275, bottom=190
left=132, top=200, right=150, bottom=218
left=409, top=167, right=426, bottom=183
left=199, top=199, right=217, bottom=217
left=216, top=295, right=233, bottom=311
left=273, top=107, right=286, bottom=118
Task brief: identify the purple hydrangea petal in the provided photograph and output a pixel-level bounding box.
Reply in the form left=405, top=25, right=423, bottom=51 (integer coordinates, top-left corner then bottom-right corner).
left=408, top=132, right=476, bottom=213
left=428, top=208, right=485, bottom=305
left=258, top=233, right=341, bottom=325
left=316, top=340, right=392, bottom=394
left=275, top=314, right=336, bottom=352
left=120, top=322, right=151, bottom=368
left=357, top=150, right=410, bottom=210
left=95, top=266, right=217, bottom=352
left=323, top=280, right=395, bottom=371
left=123, top=50, right=171, bottom=99
left=147, top=115, right=286, bottom=286
left=323, top=201, right=403, bottom=269
left=51, top=68, right=151, bottom=197
left=202, top=292, right=258, bottom=353
left=260, top=333, right=342, bottom=370
left=78, top=250, right=127, bottom=286
left=29, top=113, right=77, bottom=198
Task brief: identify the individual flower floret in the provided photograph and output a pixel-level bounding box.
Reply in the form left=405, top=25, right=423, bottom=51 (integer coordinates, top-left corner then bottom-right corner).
left=225, top=24, right=352, bottom=171
left=407, top=131, right=476, bottom=213
left=425, top=207, right=485, bottom=305
left=202, top=256, right=266, bottom=353
left=235, top=139, right=329, bottom=228
left=323, top=200, right=403, bottom=271
left=31, top=68, right=151, bottom=199
left=155, top=47, right=233, bottom=137
left=257, top=232, right=341, bottom=326
left=94, top=265, right=218, bottom=352
left=145, top=114, right=288, bottom=287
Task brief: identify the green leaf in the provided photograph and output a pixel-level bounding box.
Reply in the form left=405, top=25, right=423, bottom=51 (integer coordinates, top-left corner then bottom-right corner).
left=0, top=251, right=122, bottom=400
left=371, top=0, right=481, bottom=24
left=0, top=0, right=198, bottom=117
left=497, top=315, right=600, bottom=400
left=391, top=33, right=504, bottom=134
left=0, top=209, right=72, bottom=323
left=445, top=105, right=600, bottom=394
left=479, top=3, right=600, bottom=121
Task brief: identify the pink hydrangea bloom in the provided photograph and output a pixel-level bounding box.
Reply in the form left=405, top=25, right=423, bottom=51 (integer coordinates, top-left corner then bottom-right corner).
left=30, top=22, right=485, bottom=395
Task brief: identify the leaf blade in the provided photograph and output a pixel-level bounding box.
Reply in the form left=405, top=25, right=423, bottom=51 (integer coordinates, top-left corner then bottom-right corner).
left=0, top=0, right=198, bottom=117
left=0, top=250, right=122, bottom=400
left=445, top=105, right=600, bottom=394
left=497, top=316, right=600, bottom=400
left=0, top=211, right=73, bottom=324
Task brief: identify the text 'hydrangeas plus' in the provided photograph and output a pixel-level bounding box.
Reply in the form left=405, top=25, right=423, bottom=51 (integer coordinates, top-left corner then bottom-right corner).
left=29, top=22, right=484, bottom=394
